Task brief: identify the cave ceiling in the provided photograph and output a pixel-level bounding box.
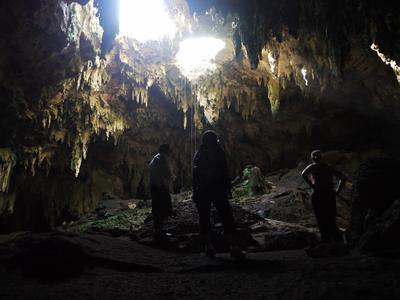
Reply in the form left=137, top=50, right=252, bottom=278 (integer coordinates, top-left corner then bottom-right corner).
left=1, top=0, right=400, bottom=226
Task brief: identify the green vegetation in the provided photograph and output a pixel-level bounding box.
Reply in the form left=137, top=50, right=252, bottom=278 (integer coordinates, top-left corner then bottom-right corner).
left=74, top=207, right=151, bottom=233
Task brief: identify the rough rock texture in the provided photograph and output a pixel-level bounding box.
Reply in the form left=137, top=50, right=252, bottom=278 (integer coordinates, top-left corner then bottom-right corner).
left=359, top=197, right=400, bottom=253
left=65, top=166, right=333, bottom=253
left=0, top=0, right=192, bottom=231
left=0, top=0, right=400, bottom=231
left=348, top=157, right=400, bottom=253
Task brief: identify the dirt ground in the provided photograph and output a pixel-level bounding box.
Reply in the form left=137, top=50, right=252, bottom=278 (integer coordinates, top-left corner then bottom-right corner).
left=0, top=232, right=399, bottom=300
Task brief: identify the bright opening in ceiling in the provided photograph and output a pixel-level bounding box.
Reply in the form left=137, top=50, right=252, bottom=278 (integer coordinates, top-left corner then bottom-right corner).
left=176, top=37, right=226, bottom=80
left=119, top=0, right=177, bottom=42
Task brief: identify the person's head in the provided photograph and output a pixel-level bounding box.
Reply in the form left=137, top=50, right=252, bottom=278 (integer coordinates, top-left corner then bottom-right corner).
left=311, top=150, right=322, bottom=163
left=159, top=144, right=170, bottom=156
left=201, top=130, right=219, bottom=147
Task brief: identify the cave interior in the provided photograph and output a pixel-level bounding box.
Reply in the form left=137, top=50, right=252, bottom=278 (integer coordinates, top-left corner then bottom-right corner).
left=1, top=0, right=400, bottom=299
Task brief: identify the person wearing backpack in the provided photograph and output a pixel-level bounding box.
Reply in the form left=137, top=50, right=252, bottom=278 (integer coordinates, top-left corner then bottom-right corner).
left=193, top=130, right=246, bottom=258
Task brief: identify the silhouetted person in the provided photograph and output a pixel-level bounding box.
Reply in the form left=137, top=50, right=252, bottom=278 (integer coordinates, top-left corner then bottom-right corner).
left=302, top=150, right=346, bottom=243
left=149, top=144, right=174, bottom=239
left=193, top=130, right=246, bottom=258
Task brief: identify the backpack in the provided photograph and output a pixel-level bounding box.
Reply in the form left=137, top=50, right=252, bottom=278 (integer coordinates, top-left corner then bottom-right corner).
left=194, top=147, right=224, bottom=184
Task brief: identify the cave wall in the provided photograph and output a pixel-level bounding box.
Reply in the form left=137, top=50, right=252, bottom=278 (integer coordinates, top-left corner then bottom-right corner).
left=188, top=0, right=400, bottom=176
left=0, top=0, right=192, bottom=231
left=1, top=0, right=400, bottom=231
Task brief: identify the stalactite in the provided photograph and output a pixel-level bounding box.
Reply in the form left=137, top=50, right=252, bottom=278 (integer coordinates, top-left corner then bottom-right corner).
left=0, top=149, right=17, bottom=193
left=131, top=84, right=149, bottom=106
left=11, top=0, right=395, bottom=187
left=183, top=112, right=188, bottom=130
left=22, top=147, right=55, bottom=177
left=70, top=131, right=90, bottom=177
left=267, top=78, right=280, bottom=114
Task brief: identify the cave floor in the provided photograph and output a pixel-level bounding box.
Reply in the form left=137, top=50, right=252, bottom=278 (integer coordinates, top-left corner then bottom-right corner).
left=1, top=232, right=399, bottom=300
left=1, top=165, right=399, bottom=300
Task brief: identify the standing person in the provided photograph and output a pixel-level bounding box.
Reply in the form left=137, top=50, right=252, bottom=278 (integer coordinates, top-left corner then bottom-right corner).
left=193, top=130, right=246, bottom=258
left=302, top=150, right=347, bottom=243
left=149, top=144, right=174, bottom=240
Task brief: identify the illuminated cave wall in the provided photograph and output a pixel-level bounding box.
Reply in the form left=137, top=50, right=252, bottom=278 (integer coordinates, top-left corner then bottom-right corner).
left=0, top=0, right=400, bottom=231
left=0, top=0, right=189, bottom=230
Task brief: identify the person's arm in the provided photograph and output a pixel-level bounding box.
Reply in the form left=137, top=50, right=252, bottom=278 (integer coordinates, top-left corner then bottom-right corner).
left=332, top=168, right=347, bottom=194
left=301, top=164, right=314, bottom=189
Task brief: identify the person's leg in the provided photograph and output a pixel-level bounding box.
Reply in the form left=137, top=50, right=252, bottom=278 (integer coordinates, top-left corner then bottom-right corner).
left=196, top=193, right=213, bottom=254
left=212, top=191, right=236, bottom=235
left=213, top=191, right=245, bottom=258
left=157, top=188, right=173, bottom=237
left=312, top=192, right=330, bottom=242
left=153, top=213, right=163, bottom=236
left=161, top=188, right=173, bottom=218
left=327, top=193, right=343, bottom=242
left=151, top=186, right=163, bottom=238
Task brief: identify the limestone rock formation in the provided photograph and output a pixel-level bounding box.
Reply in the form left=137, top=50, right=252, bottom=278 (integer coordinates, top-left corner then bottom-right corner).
left=0, top=0, right=400, bottom=231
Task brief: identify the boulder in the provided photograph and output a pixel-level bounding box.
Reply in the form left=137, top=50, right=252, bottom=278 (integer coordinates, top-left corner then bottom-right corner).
left=8, top=233, right=86, bottom=280
left=349, top=158, right=400, bottom=244
left=359, top=198, right=400, bottom=253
